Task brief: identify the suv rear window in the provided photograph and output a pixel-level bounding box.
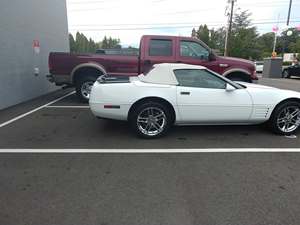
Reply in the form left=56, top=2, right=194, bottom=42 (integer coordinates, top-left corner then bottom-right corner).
left=149, top=39, right=172, bottom=56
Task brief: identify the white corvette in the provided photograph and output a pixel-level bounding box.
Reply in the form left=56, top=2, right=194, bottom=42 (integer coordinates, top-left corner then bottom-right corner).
left=89, top=63, right=300, bottom=138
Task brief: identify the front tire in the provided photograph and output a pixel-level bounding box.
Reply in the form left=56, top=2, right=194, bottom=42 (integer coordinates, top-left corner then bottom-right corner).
left=282, top=70, right=290, bottom=78
left=129, top=102, right=171, bottom=138
left=268, top=101, right=300, bottom=135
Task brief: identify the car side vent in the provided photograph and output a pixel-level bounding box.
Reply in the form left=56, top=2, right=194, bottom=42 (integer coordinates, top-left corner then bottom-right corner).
left=253, top=107, right=270, bottom=118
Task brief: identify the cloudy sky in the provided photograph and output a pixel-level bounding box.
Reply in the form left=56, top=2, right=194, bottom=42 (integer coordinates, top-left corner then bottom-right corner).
left=66, top=0, right=300, bottom=47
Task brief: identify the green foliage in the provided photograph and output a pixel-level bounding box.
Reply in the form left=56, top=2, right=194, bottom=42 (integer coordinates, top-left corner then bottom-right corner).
left=69, top=32, right=121, bottom=53
left=101, top=36, right=121, bottom=49
left=289, top=39, right=300, bottom=53
left=256, top=32, right=274, bottom=59
left=229, top=10, right=259, bottom=59
left=192, top=9, right=300, bottom=60
left=195, top=25, right=210, bottom=45
left=282, top=61, right=292, bottom=66
left=193, top=25, right=226, bottom=54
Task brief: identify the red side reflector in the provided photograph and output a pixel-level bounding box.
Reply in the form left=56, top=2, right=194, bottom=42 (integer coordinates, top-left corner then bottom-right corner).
left=104, top=105, right=120, bottom=109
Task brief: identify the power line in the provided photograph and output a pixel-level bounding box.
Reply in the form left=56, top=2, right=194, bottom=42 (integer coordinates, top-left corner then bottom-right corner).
left=68, top=20, right=300, bottom=31
left=69, top=18, right=300, bottom=28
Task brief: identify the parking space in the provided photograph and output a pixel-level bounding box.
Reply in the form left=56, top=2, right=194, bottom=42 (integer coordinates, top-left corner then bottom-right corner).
left=0, top=77, right=299, bottom=149
left=1, top=78, right=300, bottom=225
left=1, top=153, right=300, bottom=225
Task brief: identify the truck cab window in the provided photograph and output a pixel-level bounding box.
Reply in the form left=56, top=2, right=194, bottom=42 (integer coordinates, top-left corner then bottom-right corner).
left=180, top=41, right=209, bottom=60
left=149, top=39, right=172, bottom=56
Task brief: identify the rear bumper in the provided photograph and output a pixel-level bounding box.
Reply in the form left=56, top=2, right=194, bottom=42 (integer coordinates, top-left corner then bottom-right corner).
left=47, top=74, right=72, bottom=86
left=89, top=102, right=130, bottom=121
left=46, top=74, right=54, bottom=83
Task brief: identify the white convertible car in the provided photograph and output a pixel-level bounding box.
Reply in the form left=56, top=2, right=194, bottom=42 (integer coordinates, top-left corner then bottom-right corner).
left=89, top=63, right=300, bottom=138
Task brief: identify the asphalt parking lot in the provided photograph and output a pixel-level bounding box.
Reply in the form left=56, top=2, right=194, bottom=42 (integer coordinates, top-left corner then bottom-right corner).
left=0, top=77, right=300, bottom=149
left=1, top=152, right=300, bottom=225
left=1, top=77, right=300, bottom=225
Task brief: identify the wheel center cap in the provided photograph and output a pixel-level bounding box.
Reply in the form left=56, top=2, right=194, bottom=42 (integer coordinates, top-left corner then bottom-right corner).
left=149, top=116, right=155, bottom=123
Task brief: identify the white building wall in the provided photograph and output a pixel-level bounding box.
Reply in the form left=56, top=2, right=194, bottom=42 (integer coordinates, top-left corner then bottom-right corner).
left=0, top=0, right=69, bottom=109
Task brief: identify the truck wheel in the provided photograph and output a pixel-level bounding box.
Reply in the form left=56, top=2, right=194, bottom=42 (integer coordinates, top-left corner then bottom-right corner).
left=75, top=76, right=97, bottom=102
left=129, top=102, right=171, bottom=138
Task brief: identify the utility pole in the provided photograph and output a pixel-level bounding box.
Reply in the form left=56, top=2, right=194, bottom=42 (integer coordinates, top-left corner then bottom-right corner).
left=282, top=0, right=293, bottom=59
left=224, top=0, right=235, bottom=56
left=287, top=0, right=293, bottom=26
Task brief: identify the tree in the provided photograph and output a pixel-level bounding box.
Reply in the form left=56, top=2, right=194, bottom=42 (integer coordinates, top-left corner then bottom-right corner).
left=102, top=36, right=121, bottom=48
left=191, top=9, right=300, bottom=60
left=256, top=32, right=275, bottom=59
left=209, top=27, right=226, bottom=53
left=192, top=25, right=226, bottom=54
left=229, top=10, right=259, bottom=59
left=289, top=38, right=300, bottom=53
left=69, top=33, right=76, bottom=53
left=69, top=32, right=121, bottom=53
left=195, top=25, right=210, bottom=45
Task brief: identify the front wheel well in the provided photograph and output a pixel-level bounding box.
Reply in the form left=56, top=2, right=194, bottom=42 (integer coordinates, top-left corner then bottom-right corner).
left=128, top=97, right=176, bottom=124
left=72, top=67, right=104, bottom=84
left=270, top=98, right=300, bottom=116
left=225, top=72, right=252, bottom=83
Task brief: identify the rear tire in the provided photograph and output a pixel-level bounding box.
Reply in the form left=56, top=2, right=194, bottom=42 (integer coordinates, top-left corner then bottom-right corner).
left=129, top=102, right=172, bottom=138
left=267, top=101, right=300, bottom=135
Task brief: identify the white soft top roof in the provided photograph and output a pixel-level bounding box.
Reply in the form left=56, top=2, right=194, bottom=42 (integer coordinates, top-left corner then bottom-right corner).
left=138, top=63, right=206, bottom=85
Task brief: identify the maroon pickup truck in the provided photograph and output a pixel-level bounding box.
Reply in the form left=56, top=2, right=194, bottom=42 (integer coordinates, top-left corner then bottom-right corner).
left=48, top=35, right=257, bottom=101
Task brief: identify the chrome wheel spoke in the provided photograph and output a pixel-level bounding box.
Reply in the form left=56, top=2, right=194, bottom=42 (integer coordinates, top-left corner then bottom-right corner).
left=152, top=122, right=161, bottom=131
left=277, top=106, right=300, bottom=133
left=290, top=109, right=300, bottom=118
left=277, top=117, right=286, bottom=123
left=137, top=106, right=166, bottom=136
left=137, top=117, right=148, bottom=123
left=145, top=123, right=152, bottom=131
left=81, top=81, right=94, bottom=99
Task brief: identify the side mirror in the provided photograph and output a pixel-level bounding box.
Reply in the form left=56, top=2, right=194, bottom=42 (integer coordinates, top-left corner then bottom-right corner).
left=226, top=83, right=236, bottom=92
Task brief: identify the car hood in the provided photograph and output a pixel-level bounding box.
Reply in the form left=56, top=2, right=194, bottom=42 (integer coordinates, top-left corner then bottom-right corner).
left=236, top=82, right=300, bottom=105
left=236, top=82, right=277, bottom=90
left=218, top=56, right=254, bottom=66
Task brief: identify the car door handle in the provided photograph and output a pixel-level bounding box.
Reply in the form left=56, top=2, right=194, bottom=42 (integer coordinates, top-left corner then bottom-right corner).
left=176, top=61, right=182, bottom=63
left=180, top=91, right=190, bottom=95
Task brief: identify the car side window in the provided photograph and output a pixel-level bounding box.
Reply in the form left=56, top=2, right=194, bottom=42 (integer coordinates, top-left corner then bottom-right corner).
left=149, top=39, right=172, bottom=56
left=180, top=41, right=209, bottom=60
left=174, top=69, right=227, bottom=89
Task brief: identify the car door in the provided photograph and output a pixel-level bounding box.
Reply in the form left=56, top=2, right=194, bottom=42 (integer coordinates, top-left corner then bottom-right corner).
left=291, top=65, right=300, bottom=76
left=175, top=69, right=253, bottom=123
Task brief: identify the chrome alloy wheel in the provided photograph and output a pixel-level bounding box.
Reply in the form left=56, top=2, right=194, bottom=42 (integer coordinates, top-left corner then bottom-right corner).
left=137, top=107, right=167, bottom=136
left=276, top=106, right=300, bottom=133
left=81, top=81, right=94, bottom=99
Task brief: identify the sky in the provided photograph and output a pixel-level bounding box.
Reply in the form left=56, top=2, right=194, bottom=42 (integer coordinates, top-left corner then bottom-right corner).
left=66, top=0, right=300, bottom=47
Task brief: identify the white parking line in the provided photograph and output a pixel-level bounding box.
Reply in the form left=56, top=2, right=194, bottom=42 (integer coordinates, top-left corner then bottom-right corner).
left=45, top=105, right=90, bottom=109
left=0, top=148, right=299, bottom=153
left=0, top=91, right=75, bottom=128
